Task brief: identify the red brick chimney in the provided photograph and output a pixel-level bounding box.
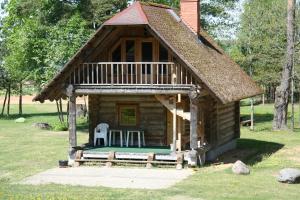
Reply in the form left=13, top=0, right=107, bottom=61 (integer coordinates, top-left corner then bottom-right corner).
left=180, top=0, right=200, bottom=34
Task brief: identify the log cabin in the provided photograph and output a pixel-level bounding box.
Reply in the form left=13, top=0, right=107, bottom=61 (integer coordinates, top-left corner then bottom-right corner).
left=33, top=0, right=262, bottom=167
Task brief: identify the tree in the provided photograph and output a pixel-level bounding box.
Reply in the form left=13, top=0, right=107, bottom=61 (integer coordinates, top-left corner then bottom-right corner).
left=140, top=0, right=239, bottom=39
left=231, top=0, right=289, bottom=102
left=1, top=0, right=129, bottom=116
left=273, top=0, right=296, bottom=130
left=78, top=0, right=128, bottom=29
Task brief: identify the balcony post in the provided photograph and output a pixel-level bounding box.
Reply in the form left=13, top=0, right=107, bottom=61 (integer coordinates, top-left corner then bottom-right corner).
left=188, top=85, right=202, bottom=167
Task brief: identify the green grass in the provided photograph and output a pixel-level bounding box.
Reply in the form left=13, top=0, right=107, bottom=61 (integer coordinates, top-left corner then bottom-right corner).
left=0, top=103, right=300, bottom=200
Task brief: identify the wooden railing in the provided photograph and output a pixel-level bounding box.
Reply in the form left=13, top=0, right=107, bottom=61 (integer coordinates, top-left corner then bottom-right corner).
left=68, top=62, right=196, bottom=86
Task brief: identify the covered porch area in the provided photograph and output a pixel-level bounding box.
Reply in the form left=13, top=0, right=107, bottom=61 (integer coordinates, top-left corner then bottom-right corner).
left=66, top=84, right=208, bottom=168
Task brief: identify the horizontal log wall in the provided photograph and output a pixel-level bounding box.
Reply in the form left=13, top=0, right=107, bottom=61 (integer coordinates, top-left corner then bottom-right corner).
left=216, top=102, right=238, bottom=146
left=88, top=95, right=167, bottom=146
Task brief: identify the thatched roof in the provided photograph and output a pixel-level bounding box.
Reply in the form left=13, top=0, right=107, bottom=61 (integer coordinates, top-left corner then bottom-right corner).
left=33, top=2, right=262, bottom=103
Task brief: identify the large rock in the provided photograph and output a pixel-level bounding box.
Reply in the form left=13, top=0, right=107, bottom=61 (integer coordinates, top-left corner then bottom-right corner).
left=15, top=117, right=26, bottom=123
left=277, top=168, right=300, bottom=184
left=232, top=160, right=250, bottom=175
left=33, top=123, right=52, bottom=130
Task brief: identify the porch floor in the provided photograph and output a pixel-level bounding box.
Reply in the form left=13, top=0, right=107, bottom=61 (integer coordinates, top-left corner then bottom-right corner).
left=84, top=146, right=172, bottom=154
left=79, top=146, right=181, bottom=164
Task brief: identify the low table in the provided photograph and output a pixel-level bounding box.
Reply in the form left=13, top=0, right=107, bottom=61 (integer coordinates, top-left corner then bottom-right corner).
left=109, top=130, right=123, bottom=147
left=126, top=130, right=145, bottom=148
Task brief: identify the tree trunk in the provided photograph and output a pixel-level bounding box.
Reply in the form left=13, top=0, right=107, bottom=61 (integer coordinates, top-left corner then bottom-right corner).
left=19, top=83, right=22, bottom=115
left=1, top=89, right=8, bottom=116
left=273, top=0, right=295, bottom=130
left=7, top=84, right=11, bottom=116
left=59, top=98, right=64, bottom=122
left=56, top=100, right=62, bottom=123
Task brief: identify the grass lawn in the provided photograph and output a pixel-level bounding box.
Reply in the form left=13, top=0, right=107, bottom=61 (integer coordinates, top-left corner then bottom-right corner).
left=0, top=103, right=300, bottom=200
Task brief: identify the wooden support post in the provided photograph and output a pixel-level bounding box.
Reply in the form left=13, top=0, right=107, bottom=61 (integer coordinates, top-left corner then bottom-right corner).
left=66, top=85, right=77, bottom=166
left=177, top=94, right=181, bottom=103
left=176, top=153, right=183, bottom=170
left=74, top=150, right=83, bottom=167
left=189, top=95, right=199, bottom=150
left=146, top=152, right=154, bottom=169
left=188, top=86, right=202, bottom=167
left=106, top=151, right=115, bottom=167
left=172, top=97, right=177, bottom=153
left=177, top=132, right=182, bottom=152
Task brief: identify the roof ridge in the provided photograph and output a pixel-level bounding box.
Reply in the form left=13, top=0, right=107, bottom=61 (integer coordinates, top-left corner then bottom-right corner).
left=140, top=2, right=172, bottom=9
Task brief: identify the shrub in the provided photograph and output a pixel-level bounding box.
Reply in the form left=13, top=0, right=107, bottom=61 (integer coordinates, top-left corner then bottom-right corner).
left=52, top=122, right=68, bottom=131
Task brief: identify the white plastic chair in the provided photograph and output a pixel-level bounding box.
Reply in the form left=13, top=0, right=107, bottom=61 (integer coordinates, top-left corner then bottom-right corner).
left=94, top=123, right=109, bottom=146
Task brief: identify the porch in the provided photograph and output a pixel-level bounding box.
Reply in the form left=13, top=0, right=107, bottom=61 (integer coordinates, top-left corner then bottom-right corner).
left=66, top=90, right=206, bottom=168
left=74, top=146, right=192, bottom=168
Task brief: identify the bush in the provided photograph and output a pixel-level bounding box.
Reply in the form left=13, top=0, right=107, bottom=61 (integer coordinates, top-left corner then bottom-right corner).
left=52, top=122, right=68, bottom=131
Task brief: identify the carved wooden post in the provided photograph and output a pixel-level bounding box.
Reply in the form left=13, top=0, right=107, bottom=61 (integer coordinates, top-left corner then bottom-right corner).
left=172, top=96, right=177, bottom=153
left=66, top=85, right=77, bottom=166
left=188, top=86, right=201, bottom=167
left=189, top=86, right=200, bottom=150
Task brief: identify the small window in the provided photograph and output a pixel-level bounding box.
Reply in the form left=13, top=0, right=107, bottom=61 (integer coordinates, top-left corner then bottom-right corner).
left=119, top=105, right=138, bottom=126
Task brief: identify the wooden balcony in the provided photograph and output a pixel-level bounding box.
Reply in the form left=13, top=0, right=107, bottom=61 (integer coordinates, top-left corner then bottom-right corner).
left=68, top=62, right=196, bottom=86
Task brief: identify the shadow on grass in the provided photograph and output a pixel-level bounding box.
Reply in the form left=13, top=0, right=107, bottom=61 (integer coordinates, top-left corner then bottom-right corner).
left=241, top=113, right=273, bottom=124
left=77, top=121, right=89, bottom=132
left=218, top=138, right=284, bottom=166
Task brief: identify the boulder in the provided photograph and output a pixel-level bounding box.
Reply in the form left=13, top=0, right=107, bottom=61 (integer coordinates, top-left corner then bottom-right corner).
left=15, top=117, right=25, bottom=123
left=232, top=160, right=250, bottom=175
left=277, top=168, right=300, bottom=184
left=33, top=123, right=52, bottom=130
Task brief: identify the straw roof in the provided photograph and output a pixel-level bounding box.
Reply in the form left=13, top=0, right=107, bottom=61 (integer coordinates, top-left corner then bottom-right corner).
left=141, top=3, right=262, bottom=103
left=33, top=2, right=262, bottom=103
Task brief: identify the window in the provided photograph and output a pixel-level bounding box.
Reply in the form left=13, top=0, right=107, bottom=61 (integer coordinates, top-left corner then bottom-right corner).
left=119, top=105, right=138, bottom=126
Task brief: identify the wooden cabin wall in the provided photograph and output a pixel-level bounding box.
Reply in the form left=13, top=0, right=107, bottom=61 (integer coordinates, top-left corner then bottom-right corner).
left=88, top=95, right=167, bottom=146
left=215, top=101, right=240, bottom=146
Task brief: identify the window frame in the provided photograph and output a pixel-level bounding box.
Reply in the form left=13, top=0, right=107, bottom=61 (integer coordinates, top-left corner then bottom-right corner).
left=118, top=104, right=139, bottom=127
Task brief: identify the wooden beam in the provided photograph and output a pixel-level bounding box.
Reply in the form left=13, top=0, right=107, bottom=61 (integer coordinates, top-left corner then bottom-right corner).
left=75, top=85, right=192, bottom=95
left=172, top=96, right=177, bottom=153
left=188, top=86, right=201, bottom=150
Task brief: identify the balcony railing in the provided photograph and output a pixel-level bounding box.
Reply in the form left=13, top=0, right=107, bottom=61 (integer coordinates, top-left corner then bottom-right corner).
left=68, top=62, right=196, bottom=86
